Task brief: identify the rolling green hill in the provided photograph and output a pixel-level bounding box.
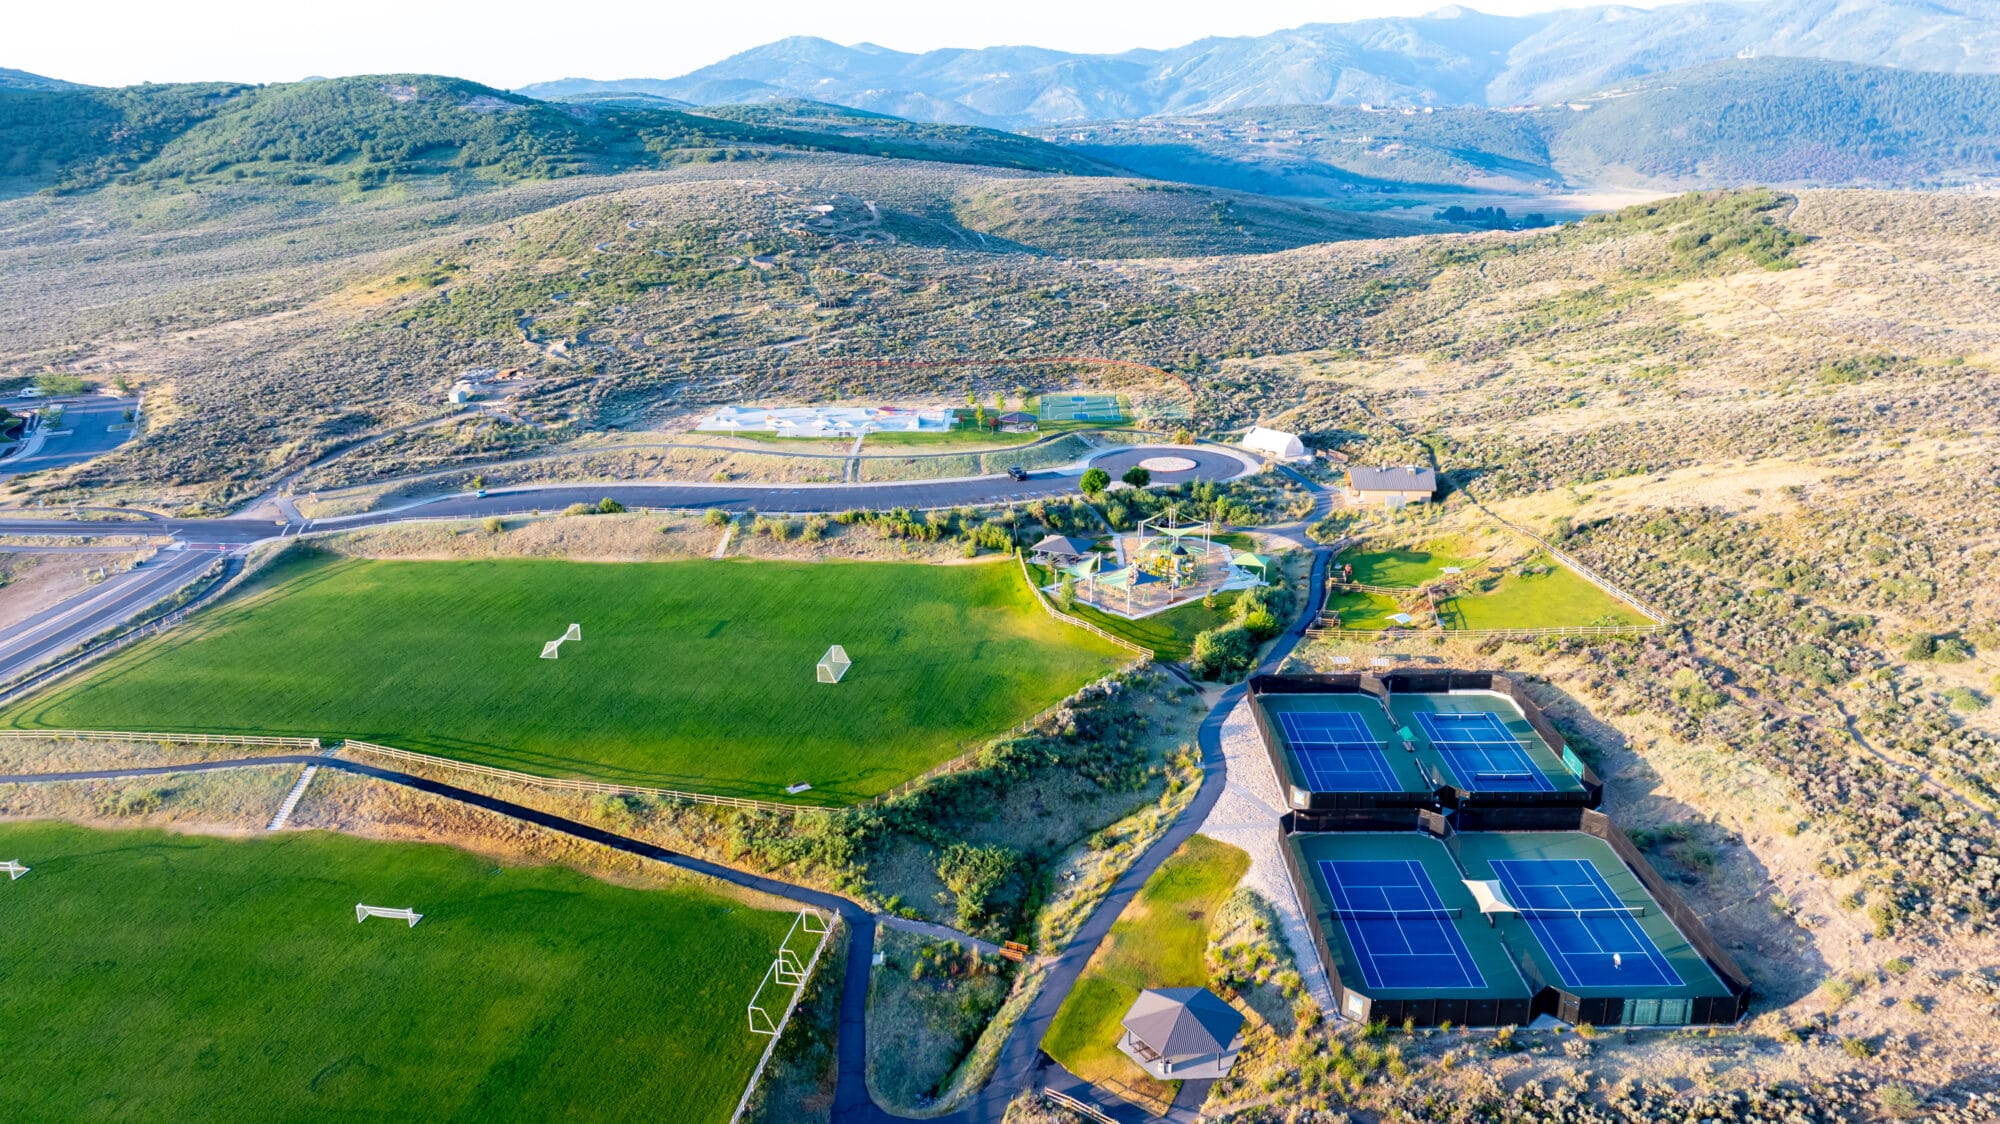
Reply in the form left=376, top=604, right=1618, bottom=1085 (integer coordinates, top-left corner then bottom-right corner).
left=0, top=82, right=249, bottom=192
left=0, top=76, right=1119, bottom=196
left=0, top=67, right=87, bottom=92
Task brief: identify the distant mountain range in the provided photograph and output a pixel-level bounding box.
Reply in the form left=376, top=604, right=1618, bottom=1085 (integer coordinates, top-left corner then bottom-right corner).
left=1058, top=58, right=2000, bottom=196
left=519, top=0, right=2000, bottom=127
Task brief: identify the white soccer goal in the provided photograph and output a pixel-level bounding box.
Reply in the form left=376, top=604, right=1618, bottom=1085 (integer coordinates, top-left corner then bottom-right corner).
left=356, top=903, right=422, bottom=927
left=816, top=645, right=851, bottom=684
left=540, top=623, right=583, bottom=660
left=746, top=909, right=835, bottom=1034
left=0, top=860, right=26, bottom=880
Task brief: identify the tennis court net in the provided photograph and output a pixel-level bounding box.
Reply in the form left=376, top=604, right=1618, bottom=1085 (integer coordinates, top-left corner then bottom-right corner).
left=1330, top=905, right=1649, bottom=922
left=1331, top=908, right=1464, bottom=921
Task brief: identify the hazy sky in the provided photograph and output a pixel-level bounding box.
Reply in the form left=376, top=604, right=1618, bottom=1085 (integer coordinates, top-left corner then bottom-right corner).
left=15, top=0, right=1683, bottom=90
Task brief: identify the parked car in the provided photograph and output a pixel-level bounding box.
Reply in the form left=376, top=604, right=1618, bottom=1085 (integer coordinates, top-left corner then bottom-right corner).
left=1006, top=466, right=1029, bottom=481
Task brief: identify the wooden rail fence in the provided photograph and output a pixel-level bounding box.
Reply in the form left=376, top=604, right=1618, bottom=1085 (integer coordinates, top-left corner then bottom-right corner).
left=1305, top=621, right=1665, bottom=642
left=1014, top=551, right=1156, bottom=660
left=1327, top=579, right=1412, bottom=596
left=0, top=729, right=322, bottom=749
left=1040, top=1088, right=1118, bottom=1124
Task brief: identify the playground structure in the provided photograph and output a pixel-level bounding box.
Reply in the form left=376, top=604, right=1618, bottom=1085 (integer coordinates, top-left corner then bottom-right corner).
left=1048, top=510, right=1270, bottom=620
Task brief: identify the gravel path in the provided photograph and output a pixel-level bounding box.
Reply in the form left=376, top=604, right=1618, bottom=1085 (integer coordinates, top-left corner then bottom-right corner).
left=1196, top=696, right=1337, bottom=1012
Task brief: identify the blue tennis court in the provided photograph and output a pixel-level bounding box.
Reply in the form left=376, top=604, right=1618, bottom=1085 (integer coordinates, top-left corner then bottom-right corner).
left=1319, top=859, right=1486, bottom=990
left=1414, top=711, right=1552, bottom=792
left=1280, top=711, right=1396, bottom=791
left=1492, top=859, right=1683, bottom=989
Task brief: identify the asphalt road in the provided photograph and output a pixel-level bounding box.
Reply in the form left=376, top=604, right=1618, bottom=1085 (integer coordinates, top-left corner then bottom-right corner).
left=0, top=445, right=1250, bottom=546
left=0, top=548, right=215, bottom=683
left=0, top=398, right=141, bottom=478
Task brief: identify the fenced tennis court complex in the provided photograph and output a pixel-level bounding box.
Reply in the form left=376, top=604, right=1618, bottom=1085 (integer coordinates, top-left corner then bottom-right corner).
left=1288, top=829, right=1739, bottom=1027
left=1260, top=670, right=1751, bottom=1028
left=1252, top=672, right=1593, bottom=806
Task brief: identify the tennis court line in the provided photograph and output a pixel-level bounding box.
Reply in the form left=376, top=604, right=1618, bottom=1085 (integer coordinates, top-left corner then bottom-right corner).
left=1320, top=859, right=1486, bottom=991
left=1414, top=711, right=1554, bottom=792
left=1279, top=711, right=1396, bottom=791
left=1491, top=859, right=1683, bottom=989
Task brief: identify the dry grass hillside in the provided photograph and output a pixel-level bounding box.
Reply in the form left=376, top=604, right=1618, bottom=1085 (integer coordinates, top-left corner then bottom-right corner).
left=1224, top=191, right=2000, bottom=1120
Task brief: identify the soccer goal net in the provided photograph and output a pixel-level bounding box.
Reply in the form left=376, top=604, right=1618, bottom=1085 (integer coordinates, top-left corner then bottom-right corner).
left=817, top=645, right=851, bottom=684
left=541, top=623, right=583, bottom=660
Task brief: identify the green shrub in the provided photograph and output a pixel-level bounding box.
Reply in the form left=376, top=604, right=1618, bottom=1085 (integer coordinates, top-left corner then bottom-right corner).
left=935, top=843, right=1019, bottom=928
left=1947, top=688, right=1988, bottom=713
left=1190, top=625, right=1253, bottom=679
left=99, top=787, right=165, bottom=817
left=1877, top=1085, right=1922, bottom=1118
left=1240, top=608, right=1279, bottom=641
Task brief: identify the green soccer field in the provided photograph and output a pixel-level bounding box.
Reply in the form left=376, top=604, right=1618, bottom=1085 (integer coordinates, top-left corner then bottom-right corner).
left=3, top=553, right=1127, bottom=802
left=0, top=821, right=795, bottom=1122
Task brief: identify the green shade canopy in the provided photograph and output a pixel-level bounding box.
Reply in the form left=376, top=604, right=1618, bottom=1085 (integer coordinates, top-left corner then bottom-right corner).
left=1062, top=554, right=1102, bottom=579
left=1232, top=551, right=1271, bottom=572
left=1095, top=566, right=1162, bottom=591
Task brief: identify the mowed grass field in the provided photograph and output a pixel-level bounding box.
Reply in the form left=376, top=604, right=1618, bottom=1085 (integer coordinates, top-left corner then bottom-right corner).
left=0, top=822, right=793, bottom=1122
left=1042, top=834, right=1248, bottom=1111
left=1444, top=554, right=1652, bottom=630
left=4, top=553, right=1126, bottom=802
left=1333, top=540, right=1474, bottom=587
